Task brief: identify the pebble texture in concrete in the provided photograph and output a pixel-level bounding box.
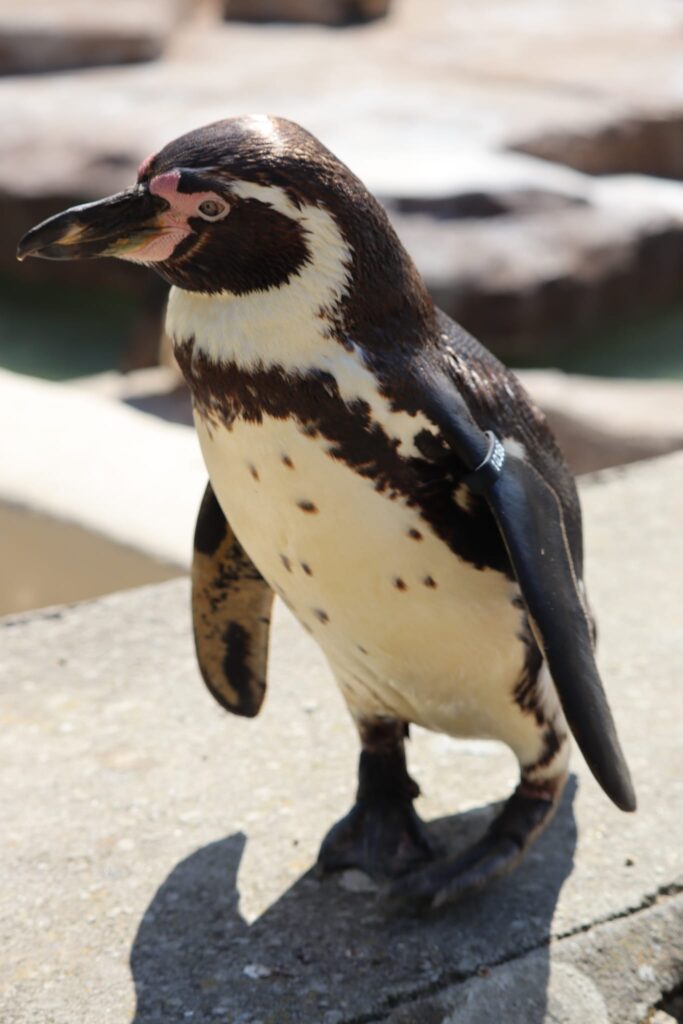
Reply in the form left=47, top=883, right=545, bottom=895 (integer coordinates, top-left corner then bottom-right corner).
left=2, top=452, right=682, bottom=1023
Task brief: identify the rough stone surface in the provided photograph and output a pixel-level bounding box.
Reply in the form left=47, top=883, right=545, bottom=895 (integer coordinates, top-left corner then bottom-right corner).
left=6, top=0, right=683, bottom=203
left=387, top=959, right=612, bottom=1024
left=2, top=452, right=682, bottom=1022
left=0, top=0, right=189, bottom=74
left=224, top=0, right=390, bottom=25
left=391, top=175, right=683, bottom=360
left=519, top=370, right=683, bottom=473
left=385, top=897, right=683, bottom=1024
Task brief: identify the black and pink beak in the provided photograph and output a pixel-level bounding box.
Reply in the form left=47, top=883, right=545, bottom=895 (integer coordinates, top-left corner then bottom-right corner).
left=16, top=186, right=169, bottom=263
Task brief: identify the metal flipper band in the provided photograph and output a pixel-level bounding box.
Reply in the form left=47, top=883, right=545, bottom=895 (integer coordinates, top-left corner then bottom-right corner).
left=464, top=431, right=506, bottom=493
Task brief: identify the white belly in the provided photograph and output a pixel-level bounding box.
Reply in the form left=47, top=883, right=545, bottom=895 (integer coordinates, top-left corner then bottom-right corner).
left=195, top=411, right=539, bottom=759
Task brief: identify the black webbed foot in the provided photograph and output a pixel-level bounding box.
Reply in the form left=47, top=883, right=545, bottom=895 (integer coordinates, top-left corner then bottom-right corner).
left=318, top=791, right=439, bottom=879
left=384, top=775, right=567, bottom=913
left=317, top=724, right=440, bottom=880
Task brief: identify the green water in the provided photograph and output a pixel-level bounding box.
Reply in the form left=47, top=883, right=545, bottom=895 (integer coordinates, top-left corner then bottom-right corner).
left=0, top=275, right=681, bottom=381
left=533, top=304, right=683, bottom=380
left=0, top=277, right=144, bottom=380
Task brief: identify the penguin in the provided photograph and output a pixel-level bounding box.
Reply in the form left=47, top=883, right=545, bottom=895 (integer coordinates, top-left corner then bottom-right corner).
left=17, top=115, right=635, bottom=910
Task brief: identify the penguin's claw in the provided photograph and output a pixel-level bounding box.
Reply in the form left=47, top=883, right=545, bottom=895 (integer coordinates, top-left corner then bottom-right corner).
left=383, top=782, right=563, bottom=913
left=317, top=796, right=441, bottom=880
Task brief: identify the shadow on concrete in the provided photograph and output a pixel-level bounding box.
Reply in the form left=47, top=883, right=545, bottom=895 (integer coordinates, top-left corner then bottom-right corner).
left=129, top=778, right=578, bottom=1023
left=123, top=390, right=194, bottom=427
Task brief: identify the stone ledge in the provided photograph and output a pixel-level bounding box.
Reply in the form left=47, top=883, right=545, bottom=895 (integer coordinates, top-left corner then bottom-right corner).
left=0, top=0, right=192, bottom=74
left=0, top=368, right=205, bottom=568
left=1, top=452, right=682, bottom=1022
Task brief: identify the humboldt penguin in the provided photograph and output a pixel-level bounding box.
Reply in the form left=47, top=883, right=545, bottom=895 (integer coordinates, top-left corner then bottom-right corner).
left=17, top=115, right=635, bottom=910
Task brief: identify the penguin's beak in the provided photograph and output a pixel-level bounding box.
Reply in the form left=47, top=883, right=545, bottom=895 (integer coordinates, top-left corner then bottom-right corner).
left=16, top=187, right=169, bottom=262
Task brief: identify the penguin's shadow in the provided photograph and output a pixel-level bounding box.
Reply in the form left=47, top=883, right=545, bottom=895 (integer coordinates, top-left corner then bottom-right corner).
left=130, top=778, right=578, bottom=1023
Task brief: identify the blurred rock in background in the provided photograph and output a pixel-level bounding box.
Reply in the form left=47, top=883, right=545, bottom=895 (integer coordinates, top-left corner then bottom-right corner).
left=224, top=0, right=390, bottom=25
left=0, top=0, right=195, bottom=74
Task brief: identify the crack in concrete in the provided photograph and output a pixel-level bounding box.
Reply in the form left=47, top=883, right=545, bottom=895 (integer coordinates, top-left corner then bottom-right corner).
left=341, top=881, right=683, bottom=1024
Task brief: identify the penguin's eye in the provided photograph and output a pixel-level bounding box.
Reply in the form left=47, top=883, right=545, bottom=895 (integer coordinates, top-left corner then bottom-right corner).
left=197, top=199, right=228, bottom=221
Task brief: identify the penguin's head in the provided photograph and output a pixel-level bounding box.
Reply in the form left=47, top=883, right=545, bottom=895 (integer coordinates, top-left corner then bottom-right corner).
left=17, top=116, right=433, bottom=345
left=19, top=117, right=427, bottom=307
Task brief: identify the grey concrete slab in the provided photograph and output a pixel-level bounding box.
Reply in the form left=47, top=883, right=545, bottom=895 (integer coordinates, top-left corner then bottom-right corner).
left=385, top=895, right=683, bottom=1024
left=2, top=452, right=682, bottom=1023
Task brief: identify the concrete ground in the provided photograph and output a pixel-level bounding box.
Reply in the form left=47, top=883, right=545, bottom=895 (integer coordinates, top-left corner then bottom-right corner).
left=2, top=451, right=682, bottom=1023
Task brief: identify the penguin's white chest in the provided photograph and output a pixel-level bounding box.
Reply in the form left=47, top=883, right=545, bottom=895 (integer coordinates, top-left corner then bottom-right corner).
left=194, top=408, right=531, bottom=750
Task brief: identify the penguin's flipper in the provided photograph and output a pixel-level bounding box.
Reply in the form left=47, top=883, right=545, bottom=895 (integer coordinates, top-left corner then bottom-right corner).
left=191, top=481, right=274, bottom=717
left=416, top=363, right=636, bottom=813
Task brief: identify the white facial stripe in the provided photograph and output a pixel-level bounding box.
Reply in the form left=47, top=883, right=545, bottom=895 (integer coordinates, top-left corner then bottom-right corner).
left=227, top=180, right=300, bottom=219
left=166, top=183, right=353, bottom=372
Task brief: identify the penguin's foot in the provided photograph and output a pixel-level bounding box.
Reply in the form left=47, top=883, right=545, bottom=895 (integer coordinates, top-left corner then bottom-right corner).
left=384, top=775, right=566, bottom=913
left=317, top=793, right=439, bottom=880
left=317, top=723, right=440, bottom=879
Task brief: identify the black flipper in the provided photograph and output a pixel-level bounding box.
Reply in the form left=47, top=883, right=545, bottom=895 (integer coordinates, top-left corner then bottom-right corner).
left=413, top=359, right=636, bottom=812
left=192, top=481, right=274, bottom=718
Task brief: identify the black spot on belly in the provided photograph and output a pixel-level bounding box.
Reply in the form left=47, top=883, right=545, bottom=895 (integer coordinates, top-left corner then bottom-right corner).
left=407, top=528, right=423, bottom=540
left=394, top=577, right=407, bottom=591
left=280, top=554, right=292, bottom=573
left=314, top=608, right=329, bottom=624
left=423, top=575, right=437, bottom=588
left=297, top=499, right=318, bottom=513
left=358, top=644, right=369, bottom=655
left=301, top=562, right=313, bottom=576
left=282, top=454, right=294, bottom=468
left=248, top=463, right=259, bottom=481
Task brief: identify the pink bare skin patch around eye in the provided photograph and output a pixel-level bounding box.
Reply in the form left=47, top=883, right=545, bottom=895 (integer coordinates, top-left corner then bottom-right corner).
left=121, top=169, right=230, bottom=264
